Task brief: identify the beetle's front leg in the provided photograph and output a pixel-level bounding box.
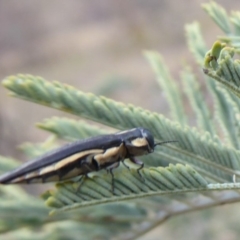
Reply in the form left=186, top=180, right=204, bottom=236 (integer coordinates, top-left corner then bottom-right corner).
left=107, top=161, right=120, bottom=193
left=75, top=175, right=87, bottom=192
left=129, top=157, right=145, bottom=182
left=122, top=159, right=130, bottom=171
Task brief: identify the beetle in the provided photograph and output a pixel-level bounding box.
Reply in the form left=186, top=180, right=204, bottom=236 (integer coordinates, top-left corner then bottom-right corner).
left=0, top=127, right=177, bottom=191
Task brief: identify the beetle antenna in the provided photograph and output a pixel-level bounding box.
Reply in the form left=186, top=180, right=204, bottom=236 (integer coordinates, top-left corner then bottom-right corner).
left=154, top=140, right=178, bottom=147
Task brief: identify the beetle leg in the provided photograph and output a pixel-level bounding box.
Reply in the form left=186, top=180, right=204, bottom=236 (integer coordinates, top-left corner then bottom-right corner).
left=107, top=161, right=120, bottom=193
left=122, top=160, right=130, bottom=171
left=75, top=174, right=88, bottom=192
left=75, top=161, right=94, bottom=192
left=129, top=157, right=145, bottom=182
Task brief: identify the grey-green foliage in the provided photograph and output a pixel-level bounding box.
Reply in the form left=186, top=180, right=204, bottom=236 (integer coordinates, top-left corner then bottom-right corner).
left=45, top=164, right=208, bottom=213
left=181, top=66, right=215, bottom=134
left=37, top=117, right=109, bottom=141
left=186, top=19, right=240, bottom=148
left=198, top=4, right=240, bottom=158
left=3, top=74, right=240, bottom=180
left=2, top=1, right=240, bottom=240
left=203, top=2, right=231, bottom=34
left=145, top=52, right=186, bottom=125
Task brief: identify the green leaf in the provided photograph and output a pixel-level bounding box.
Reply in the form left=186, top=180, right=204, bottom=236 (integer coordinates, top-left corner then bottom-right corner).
left=202, top=2, right=231, bottom=34
left=185, top=22, right=207, bottom=64
left=181, top=66, right=215, bottom=134
left=37, top=117, right=108, bottom=141
left=18, top=135, right=58, bottom=158
left=3, top=74, right=240, bottom=182
left=145, top=51, right=186, bottom=125
left=230, top=11, right=240, bottom=35
left=0, top=156, right=20, bottom=173
left=3, top=2, right=240, bottom=239
left=214, top=86, right=240, bottom=148
left=203, top=45, right=240, bottom=98
left=44, top=164, right=208, bottom=213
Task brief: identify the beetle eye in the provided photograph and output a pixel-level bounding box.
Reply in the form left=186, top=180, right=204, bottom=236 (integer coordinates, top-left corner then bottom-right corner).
left=140, top=128, right=155, bottom=150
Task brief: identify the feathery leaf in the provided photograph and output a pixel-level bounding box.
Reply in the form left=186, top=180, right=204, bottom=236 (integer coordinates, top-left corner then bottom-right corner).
left=202, top=2, right=231, bottom=34
left=37, top=117, right=108, bottom=141
left=185, top=22, right=207, bottom=64
left=44, top=164, right=208, bottom=213
left=3, top=74, right=240, bottom=182
left=144, top=51, right=186, bottom=125
left=181, top=66, right=215, bottom=134
left=203, top=44, right=240, bottom=98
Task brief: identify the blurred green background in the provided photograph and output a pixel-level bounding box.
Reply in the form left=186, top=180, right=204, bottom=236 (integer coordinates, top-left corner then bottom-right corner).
left=0, top=1, right=240, bottom=239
